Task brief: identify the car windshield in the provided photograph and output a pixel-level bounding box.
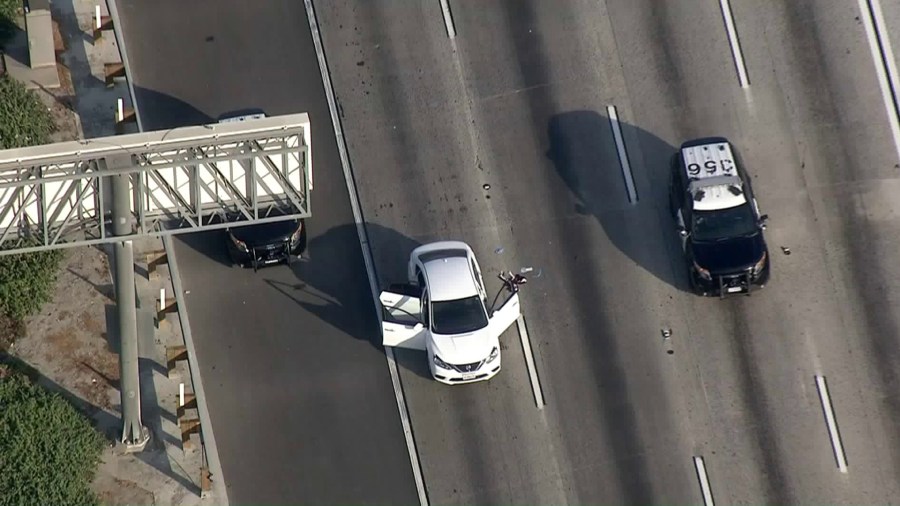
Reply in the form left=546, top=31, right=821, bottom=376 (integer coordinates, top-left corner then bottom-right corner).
left=692, top=204, right=757, bottom=241
left=431, top=295, right=488, bottom=335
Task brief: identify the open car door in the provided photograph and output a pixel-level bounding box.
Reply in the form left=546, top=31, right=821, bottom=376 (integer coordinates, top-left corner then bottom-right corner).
left=489, top=292, right=520, bottom=338
left=380, top=290, right=427, bottom=350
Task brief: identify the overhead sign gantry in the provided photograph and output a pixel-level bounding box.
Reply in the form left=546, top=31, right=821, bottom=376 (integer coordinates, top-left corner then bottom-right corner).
left=0, top=113, right=312, bottom=255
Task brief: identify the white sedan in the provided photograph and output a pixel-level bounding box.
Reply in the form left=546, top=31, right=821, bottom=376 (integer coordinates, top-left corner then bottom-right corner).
left=380, top=241, right=522, bottom=384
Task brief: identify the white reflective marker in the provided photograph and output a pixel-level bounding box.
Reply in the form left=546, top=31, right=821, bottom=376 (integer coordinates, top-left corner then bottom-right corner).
left=693, top=456, right=715, bottom=506
left=815, top=375, right=848, bottom=473
left=516, top=316, right=544, bottom=408
left=159, top=287, right=165, bottom=312
left=858, top=0, right=900, bottom=162
left=179, top=382, right=184, bottom=406
left=95, top=5, right=101, bottom=30
left=718, top=0, right=749, bottom=88
left=117, top=98, right=124, bottom=123
left=439, top=0, right=456, bottom=39
left=606, top=105, right=637, bottom=204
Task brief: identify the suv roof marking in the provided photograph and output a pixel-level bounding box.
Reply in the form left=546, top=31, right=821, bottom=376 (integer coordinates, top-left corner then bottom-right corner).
left=681, top=141, right=747, bottom=211
left=681, top=141, right=737, bottom=181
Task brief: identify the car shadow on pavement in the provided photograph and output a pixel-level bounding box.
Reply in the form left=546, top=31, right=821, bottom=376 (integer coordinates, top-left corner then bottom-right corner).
left=171, top=217, right=434, bottom=376
left=133, top=85, right=214, bottom=131
left=271, top=222, right=421, bottom=347
left=244, top=220, right=430, bottom=379
left=546, top=110, right=688, bottom=293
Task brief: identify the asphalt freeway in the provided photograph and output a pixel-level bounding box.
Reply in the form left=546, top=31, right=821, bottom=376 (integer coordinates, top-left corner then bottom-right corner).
left=113, top=1, right=418, bottom=504
left=315, top=0, right=900, bottom=504
left=115, top=0, right=900, bottom=504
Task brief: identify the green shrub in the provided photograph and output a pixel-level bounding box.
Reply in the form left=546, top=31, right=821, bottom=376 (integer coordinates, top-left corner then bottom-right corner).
left=0, top=244, right=64, bottom=321
left=0, top=76, right=56, bottom=149
left=0, top=0, right=19, bottom=46
left=0, top=366, right=105, bottom=506
left=0, top=76, right=63, bottom=327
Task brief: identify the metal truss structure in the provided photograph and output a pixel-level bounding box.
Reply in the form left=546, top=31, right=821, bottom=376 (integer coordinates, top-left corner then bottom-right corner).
left=0, top=113, right=312, bottom=255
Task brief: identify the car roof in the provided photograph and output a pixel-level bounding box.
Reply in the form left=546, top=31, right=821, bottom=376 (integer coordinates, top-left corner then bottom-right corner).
left=422, top=254, right=479, bottom=302
left=680, top=140, right=748, bottom=211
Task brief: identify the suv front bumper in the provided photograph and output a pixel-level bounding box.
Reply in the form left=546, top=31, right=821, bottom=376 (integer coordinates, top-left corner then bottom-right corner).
left=228, top=239, right=295, bottom=269
left=691, top=263, right=769, bottom=297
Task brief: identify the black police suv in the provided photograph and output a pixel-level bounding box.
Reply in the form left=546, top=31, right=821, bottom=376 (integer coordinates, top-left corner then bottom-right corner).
left=226, top=218, right=306, bottom=270
left=668, top=137, right=769, bottom=297
left=218, top=109, right=307, bottom=269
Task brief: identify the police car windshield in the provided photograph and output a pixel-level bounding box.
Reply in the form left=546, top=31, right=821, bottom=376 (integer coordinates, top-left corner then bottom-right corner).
left=431, top=295, right=489, bottom=335
left=692, top=204, right=757, bottom=241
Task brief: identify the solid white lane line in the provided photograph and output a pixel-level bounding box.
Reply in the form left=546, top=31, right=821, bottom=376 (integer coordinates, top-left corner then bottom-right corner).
left=718, top=0, right=750, bottom=88
left=516, top=316, right=545, bottom=409
left=693, top=456, right=715, bottom=506
left=439, top=0, right=456, bottom=39
left=858, top=0, right=900, bottom=162
left=815, top=375, right=848, bottom=473
left=304, top=2, right=428, bottom=505
left=606, top=105, right=638, bottom=204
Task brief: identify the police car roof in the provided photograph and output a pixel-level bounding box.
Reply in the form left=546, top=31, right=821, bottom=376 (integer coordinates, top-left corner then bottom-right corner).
left=681, top=140, right=747, bottom=211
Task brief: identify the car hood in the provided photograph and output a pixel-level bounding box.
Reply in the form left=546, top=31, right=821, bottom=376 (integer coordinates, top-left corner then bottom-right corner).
left=429, top=327, right=495, bottom=365
left=692, top=234, right=765, bottom=273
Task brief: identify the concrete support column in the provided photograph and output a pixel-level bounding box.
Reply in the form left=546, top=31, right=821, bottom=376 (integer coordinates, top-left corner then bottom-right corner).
left=111, top=171, right=148, bottom=451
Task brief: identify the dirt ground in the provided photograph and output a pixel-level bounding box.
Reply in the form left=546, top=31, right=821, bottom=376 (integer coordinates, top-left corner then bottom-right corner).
left=2, top=18, right=163, bottom=506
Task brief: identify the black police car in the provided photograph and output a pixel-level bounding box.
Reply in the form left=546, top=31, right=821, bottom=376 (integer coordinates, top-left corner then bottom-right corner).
left=226, top=218, right=306, bottom=269
left=668, top=137, right=769, bottom=297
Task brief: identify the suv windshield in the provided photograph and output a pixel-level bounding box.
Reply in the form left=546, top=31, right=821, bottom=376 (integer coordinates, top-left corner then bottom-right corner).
left=692, top=204, right=757, bottom=241
left=431, top=296, right=489, bottom=335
